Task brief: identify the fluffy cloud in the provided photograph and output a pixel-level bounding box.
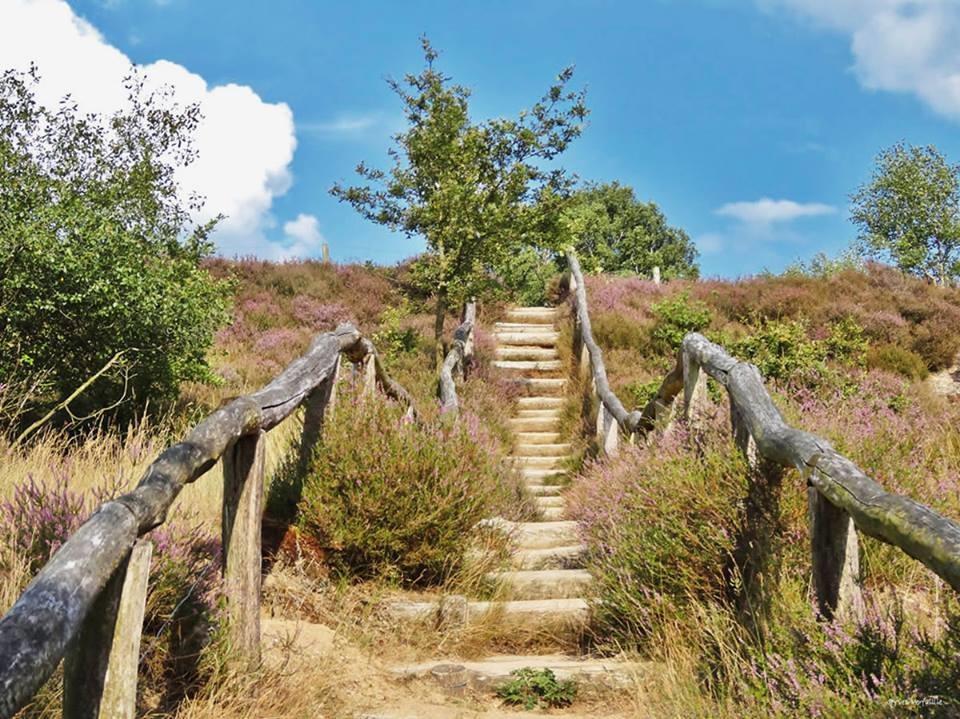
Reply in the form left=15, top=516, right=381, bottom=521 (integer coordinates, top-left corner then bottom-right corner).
left=279, top=213, right=327, bottom=260
left=0, top=0, right=297, bottom=255
left=763, top=0, right=960, bottom=120
left=716, top=198, right=836, bottom=225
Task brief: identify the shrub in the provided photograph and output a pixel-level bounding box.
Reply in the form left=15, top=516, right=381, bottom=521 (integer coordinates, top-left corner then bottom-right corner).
left=729, top=318, right=827, bottom=384
left=866, top=344, right=929, bottom=380
left=496, top=668, right=577, bottom=709
left=591, top=313, right=649, bottom=350
left=372, top=301, right=420, bottom=359
left=0, top=474, right=221, bottom=707
left=568, top=426, right=748, bottom=645
left=650, top=291, right=712, bottom=350
left=0, top=68, right=230, bottom=429
left=297, top=388, right=519, bottom=585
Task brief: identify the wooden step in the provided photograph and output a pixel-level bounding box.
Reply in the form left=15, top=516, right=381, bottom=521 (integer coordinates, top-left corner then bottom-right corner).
left=514, top=443, right=572, bottom=457
left=506, top=455, right=568, bottom=469
left=506, top=307, right=559, bottom=321
left=496, top=346, right=560, bottom=361
left=525, top=483, right=563, bottom=496
left=516, top=396, right=565, bottom=410
left=493, top=359, right=563, bottom=372
left=514, top=409, right=562, bottom=420
left=479, top=518, right=579, bottom=549
left=509, top=417, right=561, bottom=433
left=512, top=544, right=586, bottom=570
left=509, top=377, right=567, bottom=395
left=391, top=652, right=641, bottom=692
left=515, top=432, right=562, bottom=445
left=535, top=495, right=565, bottom=508
left=521, top=468, right=568, bottom=483
left=486, top=569, right=592, bottom=600
left=494, top=322, right=556, bottom=331
left=494, top=331, right=559, bottom=346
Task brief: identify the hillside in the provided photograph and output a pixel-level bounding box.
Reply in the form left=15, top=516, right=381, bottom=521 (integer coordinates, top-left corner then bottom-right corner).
left=2, top=258, right=960, bottom=718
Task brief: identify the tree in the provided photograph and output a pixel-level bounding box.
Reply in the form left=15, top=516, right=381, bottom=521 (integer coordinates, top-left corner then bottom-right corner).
left=331, top=38, right=587, bottom=342
left=0, top=67, right=230, bottom=429
left=563, top=182, right=698, bottom=278
left=851, top=143, right=960, bottom=285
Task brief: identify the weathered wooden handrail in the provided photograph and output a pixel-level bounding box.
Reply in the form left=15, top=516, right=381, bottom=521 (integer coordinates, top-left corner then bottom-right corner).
left=438, top=302, right=477, bottom=415
left=0, top=323, right=414, bottom=719
left=649, top=332, right=960, bottom=618
left=566, top=251, right=642, bottom=456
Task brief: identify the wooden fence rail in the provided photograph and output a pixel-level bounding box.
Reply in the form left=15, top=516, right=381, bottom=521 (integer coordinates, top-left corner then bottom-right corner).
left=0, top=323, right=414, bottom=719
left=565, top=249, right=960, bottom=621
left=438, top=302, right=477, bottom=416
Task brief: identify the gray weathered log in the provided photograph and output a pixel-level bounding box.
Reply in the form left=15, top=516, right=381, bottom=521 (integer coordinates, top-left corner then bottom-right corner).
left=346, top=338, right=418, bottom=418
left=676, top=332, right=960, bottom=593
left=222, top=431, right=266, bottom=670
left=808, top=481, right=864, bottom=622
left=0, top=324, right=362, bottom=718
left=567, top=251, right=644, bottom=434
left=439, top=302, right=477, bottom=415
left=63, top=539, right=152, bottom=719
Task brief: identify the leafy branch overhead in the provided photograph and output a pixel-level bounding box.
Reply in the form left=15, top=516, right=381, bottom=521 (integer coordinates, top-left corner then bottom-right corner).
left=331, top=37, right=588, bottom=339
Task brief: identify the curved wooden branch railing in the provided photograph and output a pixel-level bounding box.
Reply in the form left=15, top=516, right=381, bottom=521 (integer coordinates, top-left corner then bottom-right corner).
left=651, top=332, right=960, bottom=619
left=438, top=302, right=477, bottom=415
left=0, top=324, right=415, bottom=719
left=567, top=251, right=642, bottom=455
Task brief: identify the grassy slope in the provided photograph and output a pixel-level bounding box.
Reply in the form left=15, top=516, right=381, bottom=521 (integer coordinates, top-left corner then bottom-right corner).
left=567, top=266, right=960, bottom=717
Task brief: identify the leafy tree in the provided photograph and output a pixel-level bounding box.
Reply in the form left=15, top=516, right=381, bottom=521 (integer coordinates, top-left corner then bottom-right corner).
left=563, top=181, right=698, bottom=278
left=0, top=67, right=230, bottom=429
left=331, top=38, right=587, bottom=342
left=851, top=143, right=960, bottom=285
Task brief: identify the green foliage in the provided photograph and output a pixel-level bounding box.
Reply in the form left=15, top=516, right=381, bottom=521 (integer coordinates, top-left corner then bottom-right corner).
left=331, top=38, right=587, bottom=338
left=851, top=143, right=960, bottom=285
left=0, top=67, right=230, bottom=427
left=651, top=291, right=712, bottom=350
left=826, top=316, right=868, bottom=367
left=495, top=668, right=577, bottom=710
left=371, top=301, right=419, bottom=359
left=626, top=377, right=662, bottom=408
left=783, top=250, right=863, bottom=279
left=297, top=387, right=514, bottom=585
left=866, top=344, right=929, bottom=380
left=565, top=181, right=699, bottom=279
left=729, top=318, right=825, bottom=384
left=494, top=245, right=560, bottom=305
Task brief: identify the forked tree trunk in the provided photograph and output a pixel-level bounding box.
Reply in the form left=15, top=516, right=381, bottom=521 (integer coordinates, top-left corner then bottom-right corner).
left=434, top=287, right=448, bottom=367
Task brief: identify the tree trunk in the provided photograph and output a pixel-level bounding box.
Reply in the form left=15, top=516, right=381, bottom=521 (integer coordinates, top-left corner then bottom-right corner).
left=434, top=287, right=448, bottom=367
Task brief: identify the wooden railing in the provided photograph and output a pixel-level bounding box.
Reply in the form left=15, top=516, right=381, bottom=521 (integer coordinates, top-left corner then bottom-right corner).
left=0, top=324, right=414, bottom=719
left=565, top=250, right=960, bottom=621
left=567, top=251, right=642, bottom=456
left=438, top=302, right=477, bottom=416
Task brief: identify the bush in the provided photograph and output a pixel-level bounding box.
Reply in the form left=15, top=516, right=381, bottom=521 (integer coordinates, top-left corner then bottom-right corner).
left=0, top=68, right=230, bottom=429
left=0, top=474, right=221, bottom=709
left=297, top=388, right=520, bottom=585
left=496, top=668, right=577, bottom=709
left=650, top=291, right=712, bottom=350
left=729, top=318, right=827, bottom=384
left=866, top=344, right=929, bottom=380
left=568, top=427, right=748, bottom=645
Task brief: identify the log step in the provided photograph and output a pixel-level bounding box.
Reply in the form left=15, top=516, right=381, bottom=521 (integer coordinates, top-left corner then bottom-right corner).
left=494, top=332, right=559, bottom=346
left=509, top=378, right=567, bottom=395
left=541, top=506, right=566, bottom=520
left=506, top=455, right=568, bottom=469
left=515, top=432, right=562, bottom=445
left=516, top=396, right=565, bottom=410
left=535, top=495, right=565, bottom=508
left=478, top=518, right=579, bottom=549
left=496, top=346, right=560, bottom=361
left=514, top=409, right=562, bottom=420
left=514, top=443, right=572, bottom=457
left=512, top=544, right=587, bottom=570
left=390, top=652, right=640, bottom=692
left=525, top=484, right=563, bottom=496
left=493, top=360, right=563, bottom=372
left=486, top=569, right=592, bottom=600
left=521, top=468, right=568, bottom=483
left=506, top=307, right=559, bottom=321
left=509, top=418, right=561, bottom=433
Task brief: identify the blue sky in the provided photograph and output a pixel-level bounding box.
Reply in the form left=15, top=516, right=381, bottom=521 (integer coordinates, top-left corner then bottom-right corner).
left=6, top=0, right=960, bottom=277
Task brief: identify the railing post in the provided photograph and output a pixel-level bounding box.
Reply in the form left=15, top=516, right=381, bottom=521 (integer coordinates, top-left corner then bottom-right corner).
left=362, top=352, right=376, bottom=396
left=808, top=480, right=864, bottom=622
left=652, top=266, right=661, bottom=285
left=222, top=430, right=266, bottom=670
left=63, top=539, right=153, bottom=719
left=596, top=403, right=619, bottom=457
left=682, top=350, right=708, bottom=429
left=299, top=356, right=340, bottom=470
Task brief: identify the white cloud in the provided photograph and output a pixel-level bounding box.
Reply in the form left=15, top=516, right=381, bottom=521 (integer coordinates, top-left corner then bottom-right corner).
left=716, top=198, right=837, bottom=225
left=0, top=0, right=297, bottom=255
left=278, top=213, right=326, bottom=260
left=298, top=113, right=380, bottom=137
left=695, top=232, right=725, bottom=254
left=762, top=0, right=960, bottom=121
